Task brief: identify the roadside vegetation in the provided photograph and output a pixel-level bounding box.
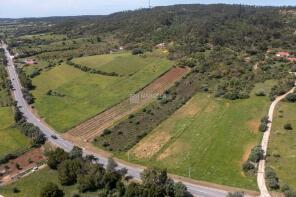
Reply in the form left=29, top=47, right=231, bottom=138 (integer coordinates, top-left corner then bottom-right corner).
left=0, top=48, right=30, bottom=159
left=0, top=147, right=192, bottom=197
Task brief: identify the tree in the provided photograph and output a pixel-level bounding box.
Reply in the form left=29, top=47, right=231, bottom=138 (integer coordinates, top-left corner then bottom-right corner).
left=69, top=146, right=83, bottom=159
left=77, top=174, right=96, bottom=193
left=174, top=182, right=188, bottom=197
left=47, top=148, right=69, bottom=169
left=106, top=157, right=117, bottom=173
left=14, top=107, right=23, bottom=122
left=40, top=182, right=63, bottom=197
left=248, top=145, right=264, bottom=163
left=124, top=183, right=141, bottom=197
left=58, top=159, right=82, bottom=185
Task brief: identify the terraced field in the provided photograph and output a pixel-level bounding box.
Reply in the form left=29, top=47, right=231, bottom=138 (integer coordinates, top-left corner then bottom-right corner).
left=65, top=66, right=189, bottom=141
left=118, top=81, right=277, bottom=189
left=31, top=53, right=174, bottom=132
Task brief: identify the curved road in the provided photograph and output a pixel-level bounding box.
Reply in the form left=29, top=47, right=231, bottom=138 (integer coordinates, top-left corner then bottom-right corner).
left=1, top=42, right=229, bottom=197
left=257, top=77, right=296, bottom=197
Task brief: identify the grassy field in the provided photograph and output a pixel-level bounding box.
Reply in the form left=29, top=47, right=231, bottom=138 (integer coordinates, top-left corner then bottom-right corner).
left=0, top=167, right=96, bottom=197
left=31, top=53, right=173, bottom=132
left=21, top=59, right=51, bottom=76
left=0, top=107, right=30, bottom=157
left=267, top=101, right=296, bottom=190
left=18, top=33, right=68, bottom=42
left=118, top=81, right=277, bottom=189
left=73, top=52, right=170, bottom=76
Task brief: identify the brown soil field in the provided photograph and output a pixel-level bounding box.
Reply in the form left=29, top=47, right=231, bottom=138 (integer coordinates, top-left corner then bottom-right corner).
left=0, top=147, right=45, bottom=183
left=64, top=66, right=190, bottom=141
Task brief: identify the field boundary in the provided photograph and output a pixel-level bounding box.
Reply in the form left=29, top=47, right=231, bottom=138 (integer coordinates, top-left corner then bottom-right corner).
left=63, top=65, right=179, bottom=132
left=65, top=66, right=190, bottom=141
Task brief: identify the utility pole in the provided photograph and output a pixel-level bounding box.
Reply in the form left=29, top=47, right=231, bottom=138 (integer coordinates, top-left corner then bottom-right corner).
left=149, top=0, right=151, bottom=9
left=188, top=166, right=191, bottom=178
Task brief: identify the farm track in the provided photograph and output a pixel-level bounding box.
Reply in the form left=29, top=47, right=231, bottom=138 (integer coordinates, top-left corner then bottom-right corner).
left=65, top=67, right=190, bottom=141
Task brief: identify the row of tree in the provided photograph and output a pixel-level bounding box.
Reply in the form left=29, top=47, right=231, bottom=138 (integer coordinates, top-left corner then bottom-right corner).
left=66, top=60, right=120, bottom=77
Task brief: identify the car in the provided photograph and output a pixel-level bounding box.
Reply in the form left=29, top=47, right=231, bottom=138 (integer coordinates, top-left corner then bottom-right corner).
left=51, top=135, right=58, bottom=139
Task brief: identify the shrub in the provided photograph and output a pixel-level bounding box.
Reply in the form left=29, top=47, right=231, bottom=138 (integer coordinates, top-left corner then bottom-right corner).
left=242, top=161, right=255, bottom=172
left=15, top=163, right=21, bottom=170
left=281, top=184, right=290, bottom=192
left=261, top=116, right=269, bottom=124
left=265, top=167, right=280, bottom=190
left=248, top=145, right=264, bottom=163
left=132, top=48, right=144, bottom=55
left=102, top=129, right=112, bottom=136
left=285, top=93, right=296, bottom=102
left=284, top=190, right=296, bottom=197
left=284, top=123, right=293, bottom=130
left=40, top=182, right=64, bottom=197
left=12, top=187, right=20, bottom=193
left=255, top=91, right=266, bottom=96
left=259, top=123, right=268, bottom=132
left=259, top=116, right=269, bottom=132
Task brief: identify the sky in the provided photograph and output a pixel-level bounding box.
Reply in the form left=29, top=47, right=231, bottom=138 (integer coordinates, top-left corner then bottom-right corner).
left=1, top=0, right=296, bottom=18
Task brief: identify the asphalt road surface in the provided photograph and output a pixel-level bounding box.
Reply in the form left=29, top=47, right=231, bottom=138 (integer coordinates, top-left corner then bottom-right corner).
left=1, top=42, right=228, bottom=197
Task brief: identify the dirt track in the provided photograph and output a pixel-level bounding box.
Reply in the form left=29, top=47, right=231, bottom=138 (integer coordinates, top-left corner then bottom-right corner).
left=257, top=74, right=296, bottom=197
left=64, top=67, right=190, bottom=141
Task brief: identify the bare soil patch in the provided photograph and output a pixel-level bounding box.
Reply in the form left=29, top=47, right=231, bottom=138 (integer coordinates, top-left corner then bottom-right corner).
left=177, top=97, right=201, bottom=117
left=204, top=102, right=218, bottom=113
left=240, top=143, right=255, bottom=165
left=0, top=147, right=46, bottom=183
left=132, top=131, right=171, bottom=159
left=157, top=141, right=189, bottom=161
left=131, top=95, right=200, bottom=159
left=246, top=119, right=260, bottom=133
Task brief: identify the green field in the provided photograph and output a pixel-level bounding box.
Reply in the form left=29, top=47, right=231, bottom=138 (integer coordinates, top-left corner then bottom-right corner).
left=32, top=53, right=173, bottom=132
left=0, top=168, right=96, bottom=197
left=18, top=33, right=68, bottom=42
left=73, top=52, right=170, bottom=76
left=267, top=101, right=296, bottom=190
left=120, top=81, right=276, bottom=189
left=21, top=59, right=51, bottom=76
left=0, top=107, right=30, bottom=157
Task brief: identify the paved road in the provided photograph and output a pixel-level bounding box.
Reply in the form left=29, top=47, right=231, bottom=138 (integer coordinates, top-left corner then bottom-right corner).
left=257, top=77, right=296, bottom=197
left=1, top=42, right=229, bottom=197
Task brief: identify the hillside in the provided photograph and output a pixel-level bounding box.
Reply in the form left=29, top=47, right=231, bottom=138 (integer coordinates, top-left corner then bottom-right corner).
left=1, top=3, right=296, bottom=196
